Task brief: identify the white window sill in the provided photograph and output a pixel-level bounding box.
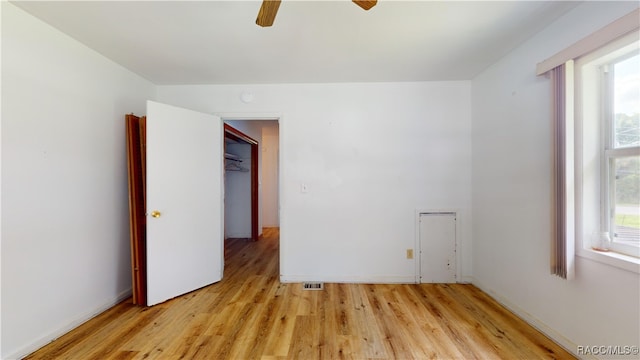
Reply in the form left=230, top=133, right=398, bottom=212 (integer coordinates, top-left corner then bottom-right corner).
left=577, top=247, right=640, bottom=274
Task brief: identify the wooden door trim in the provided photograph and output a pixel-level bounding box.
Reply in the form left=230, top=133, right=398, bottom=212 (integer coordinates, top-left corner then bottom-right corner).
left=224, top=123, right=258, bottom=145
left=224, top=124, right=259, bottom=241
left=126, top=114, right=147, bottom=305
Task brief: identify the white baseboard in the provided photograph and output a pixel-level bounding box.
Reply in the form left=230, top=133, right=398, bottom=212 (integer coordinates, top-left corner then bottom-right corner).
left=7, top=288, right=132, bottom=360
left=280, top=275, right=417, bottom=284
left=470, top=277, right=585, bottom=359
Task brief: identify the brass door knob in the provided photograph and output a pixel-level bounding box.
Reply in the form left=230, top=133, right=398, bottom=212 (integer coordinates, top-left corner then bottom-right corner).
left=151, top=210, right=162, bottom=218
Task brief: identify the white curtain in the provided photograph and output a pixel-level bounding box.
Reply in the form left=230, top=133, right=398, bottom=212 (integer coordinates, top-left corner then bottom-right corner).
left=550, top=62, right=575, bottom=280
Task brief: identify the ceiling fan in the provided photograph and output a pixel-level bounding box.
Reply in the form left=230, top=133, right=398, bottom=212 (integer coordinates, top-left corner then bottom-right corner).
left=256, top=0, right=377, bottom=27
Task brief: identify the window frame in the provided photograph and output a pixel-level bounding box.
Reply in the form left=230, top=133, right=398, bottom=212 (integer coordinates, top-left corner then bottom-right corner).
left=602, top=51, right=640, bottom=257
left=574, top=31, right=640, bottom=269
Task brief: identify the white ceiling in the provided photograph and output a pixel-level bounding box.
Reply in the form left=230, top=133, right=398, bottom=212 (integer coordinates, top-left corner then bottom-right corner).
left=12, top=0, right=580, bottom=85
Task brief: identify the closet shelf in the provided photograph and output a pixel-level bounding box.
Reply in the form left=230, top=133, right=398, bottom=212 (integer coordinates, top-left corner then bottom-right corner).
left=225, top=152, right=242, bottom=162
left=225, top=163, right=249, bottom=172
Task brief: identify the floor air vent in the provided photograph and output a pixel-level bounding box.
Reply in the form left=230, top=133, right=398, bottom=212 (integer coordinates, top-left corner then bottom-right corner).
left=303, top=282, right=324, bottom=290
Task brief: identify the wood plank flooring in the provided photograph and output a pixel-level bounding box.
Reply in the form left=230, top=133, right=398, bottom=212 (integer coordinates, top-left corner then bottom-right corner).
left=26, top=228, right=575, bottom=359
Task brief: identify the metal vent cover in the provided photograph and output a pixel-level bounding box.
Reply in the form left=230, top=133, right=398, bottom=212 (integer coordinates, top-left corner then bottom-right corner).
left=302, top=282, right=324, bottom=290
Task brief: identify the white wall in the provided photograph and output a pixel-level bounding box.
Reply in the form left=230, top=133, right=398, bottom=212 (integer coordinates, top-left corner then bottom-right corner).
left=1, top=3, right=156, bottom=358
left=158, top=81, right=473, bottom=283
left=0, top=4, right=4, bottom=356
left=224, top=142, right=252, bottom=238
left=471, top=1, right=640, bottom=356
left=262, top=122, right=280, bottom=227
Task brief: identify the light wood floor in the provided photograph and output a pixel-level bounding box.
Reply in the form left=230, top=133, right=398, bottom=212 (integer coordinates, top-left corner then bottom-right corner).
left=27, top=228, right=575, bottom=359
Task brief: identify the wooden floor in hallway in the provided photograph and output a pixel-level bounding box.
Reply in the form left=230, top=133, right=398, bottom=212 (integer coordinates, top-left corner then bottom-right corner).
left=26, top=227, right=575, bottom=359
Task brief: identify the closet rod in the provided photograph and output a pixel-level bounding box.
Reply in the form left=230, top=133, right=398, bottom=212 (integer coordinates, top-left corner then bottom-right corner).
left=224, top=153, right=242, bottom=162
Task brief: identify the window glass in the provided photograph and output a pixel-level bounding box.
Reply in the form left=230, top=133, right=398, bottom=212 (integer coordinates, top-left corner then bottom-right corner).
left=613, top=156, right=640, bottom=246
left=613, top=54, right=639, bottom=149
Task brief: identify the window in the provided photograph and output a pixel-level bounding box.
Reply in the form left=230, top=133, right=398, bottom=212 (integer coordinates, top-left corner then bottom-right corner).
left=538, top=9, right=639, bottom=276
left=577, top=33, right=639, bottom=259
left=605, top=53, right=639, bottom=256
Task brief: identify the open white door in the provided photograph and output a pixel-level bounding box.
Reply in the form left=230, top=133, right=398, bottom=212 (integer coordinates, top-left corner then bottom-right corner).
left=146, top=101, right=223, bottom=306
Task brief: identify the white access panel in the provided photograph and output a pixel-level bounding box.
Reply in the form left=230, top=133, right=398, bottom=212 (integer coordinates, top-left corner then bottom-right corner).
left=420, top=213, right=456, bottom=283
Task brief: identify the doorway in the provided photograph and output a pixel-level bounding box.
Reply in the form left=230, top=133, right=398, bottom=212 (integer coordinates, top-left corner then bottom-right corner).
left=125, top=106, right=281, bottom=306
left=126, top=102, right=226, bottom=306
left=222, top=119, right=280, bottom=240
left=224, top=124, right=259, bottom=241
